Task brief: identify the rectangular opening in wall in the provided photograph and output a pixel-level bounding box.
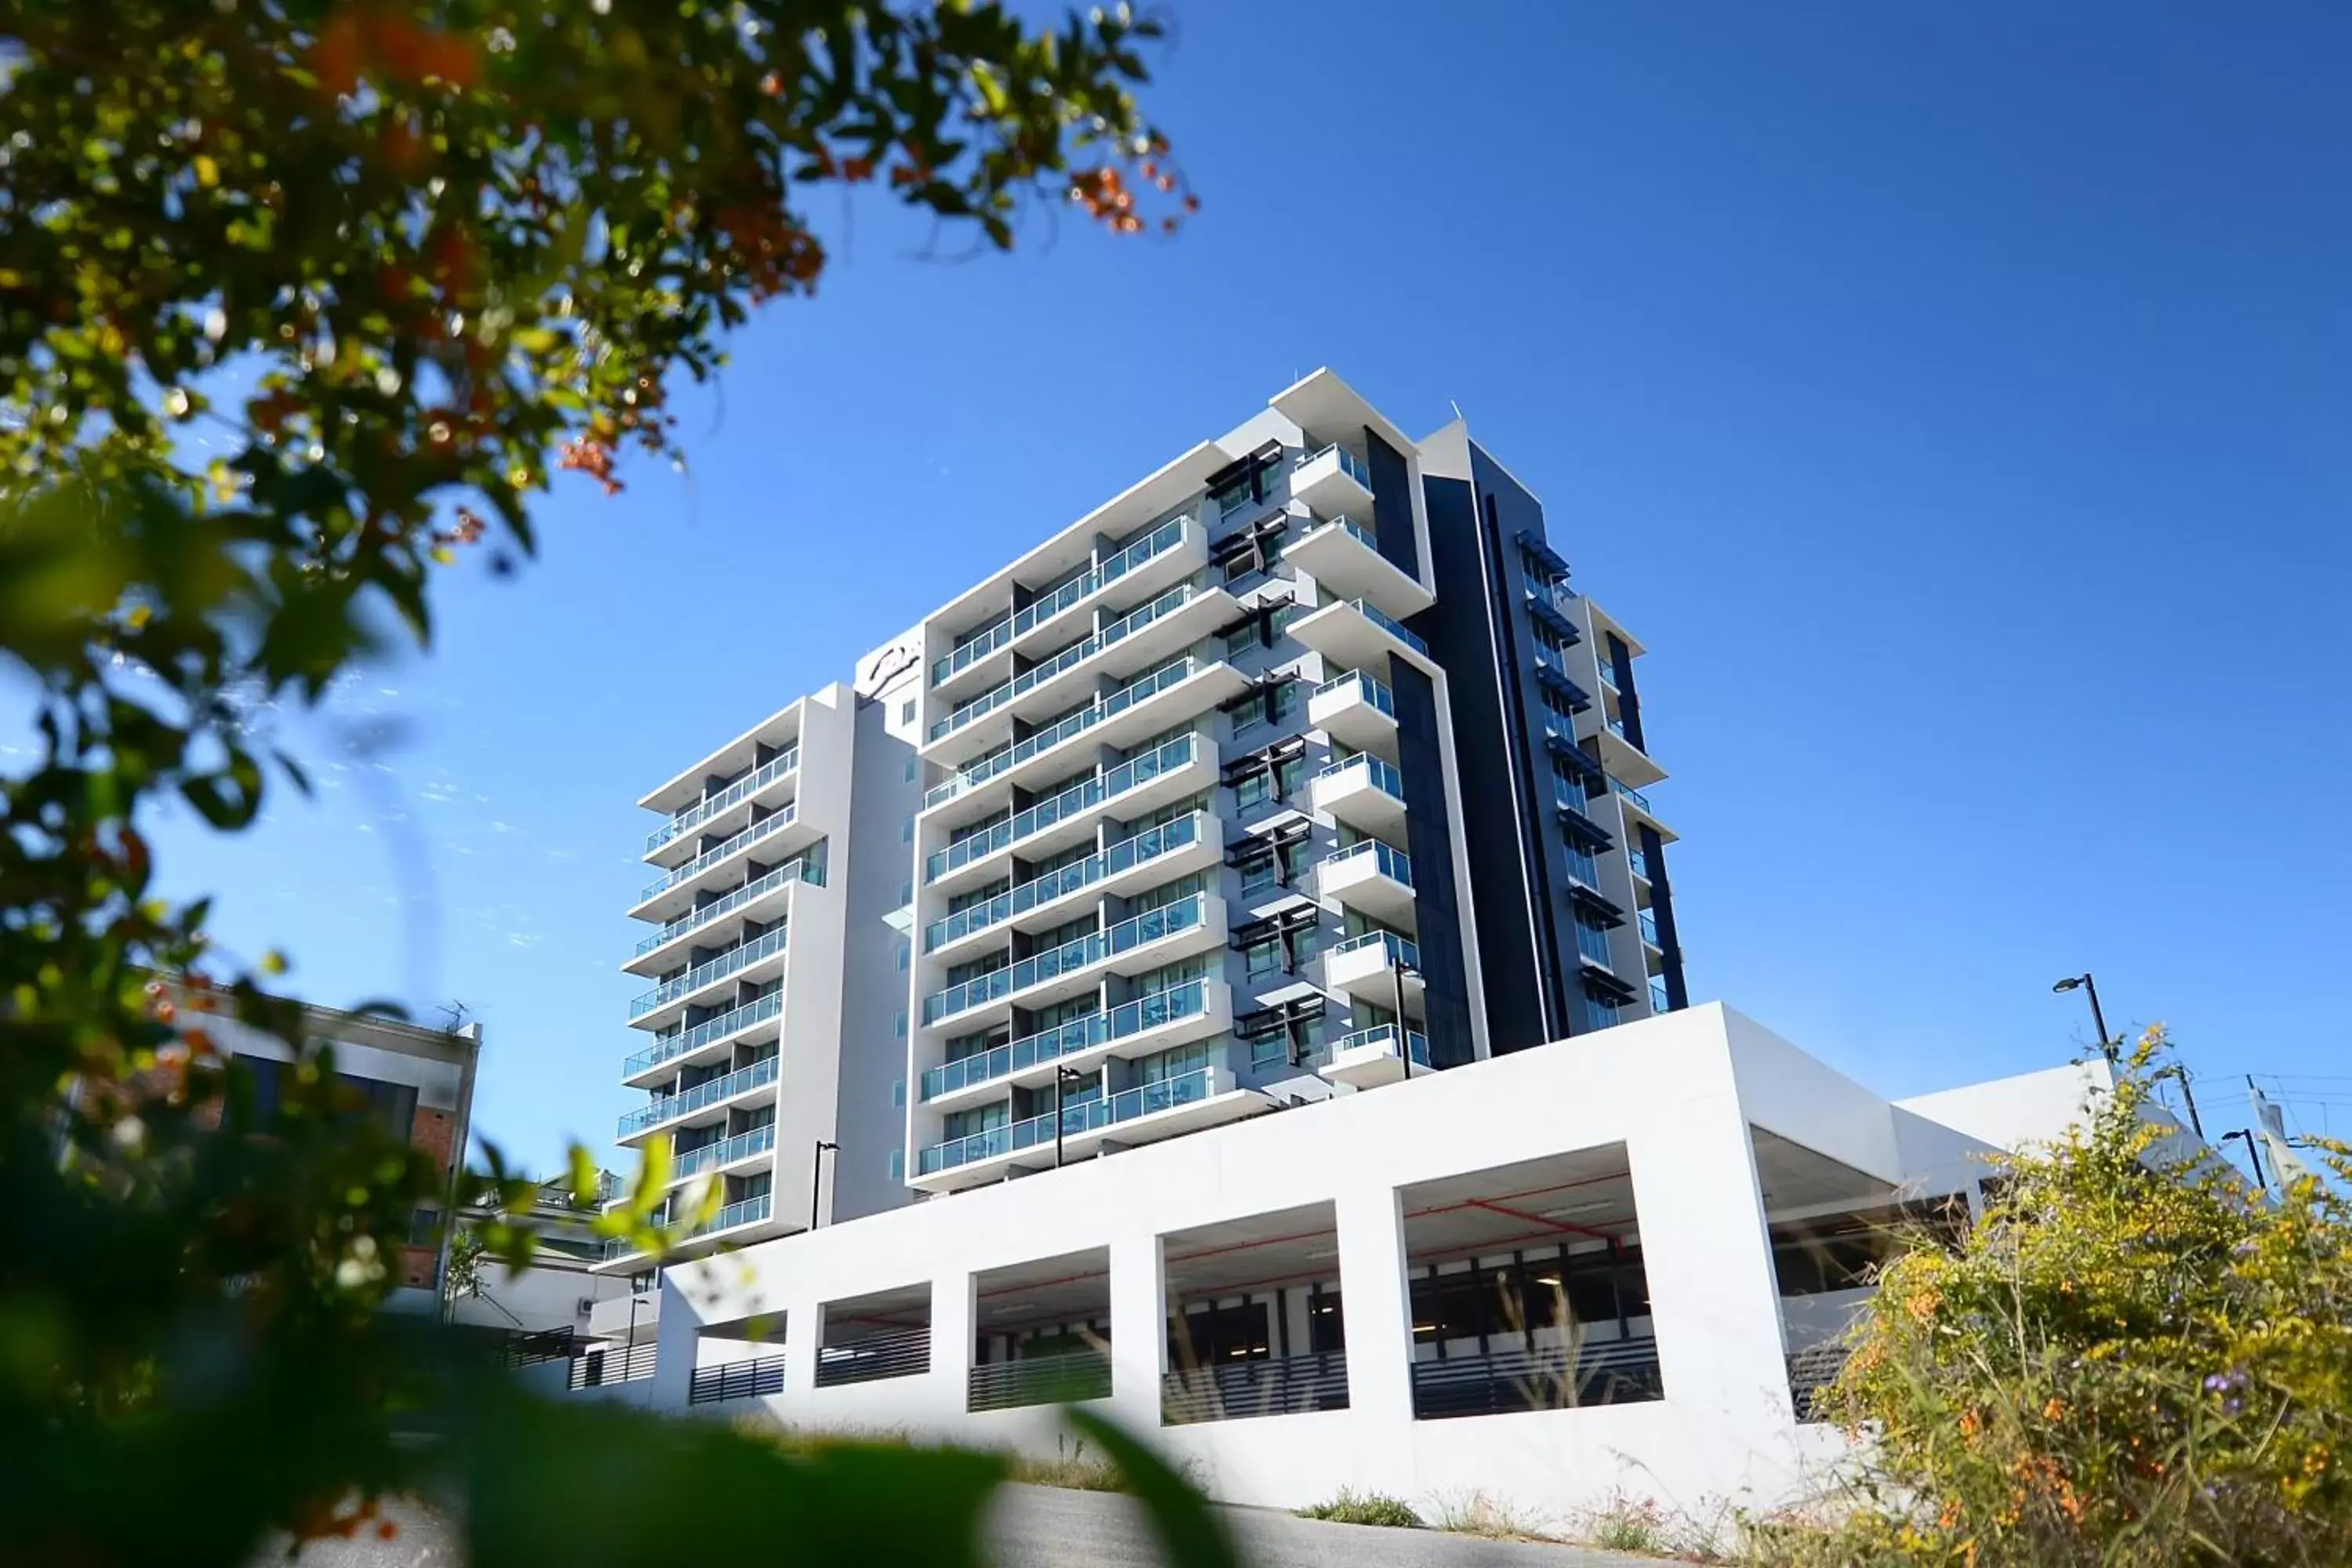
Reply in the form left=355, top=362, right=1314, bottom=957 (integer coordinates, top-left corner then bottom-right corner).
left=1160, top=1201, right=1347, bottom=1425
left=1398, top=1145, right=1661, bottom=1419
left=815, top=1281, right=931, bottom=1388
left=968, top=1246, right=1112, bottom=1413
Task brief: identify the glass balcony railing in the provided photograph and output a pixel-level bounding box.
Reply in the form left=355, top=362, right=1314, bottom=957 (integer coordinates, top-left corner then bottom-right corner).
left=924, top=810, right=1208, bottom=953
left=632, top=854, right=822, bottom=957
left=1320, top=837, right=1413, bottom=891
left=1341, top=597, right=1428, bottom=656
left=1575, top=920, right=1613, bottom=966
left=619, top=1053, right=779, bottom=1138
left=1638, top=909, right=1660, bottom=947
left=924, top=655, right=1209, bottom=809
left=927, top=734, right=1198, bottom=884
left=1311, top=668, right=1395, bottom=719
left=1329, top=929, right=1420, bottom=972
left=1296, top=442, right=1372, bottom=492
left=1626, top=847, right=1650, bottom=881
left=1300, top=514, right=1377, bottom=552
left=920, top=1062, right=1216, bottom=1174
left=1611, top=777, right=1653, bottom=813
left=929, top=575, right=1214, bottom=742
left=627, top=928, right=788, bottom=1021
left=706, top=1191, right=774, bottom=1234
left=671, top=1121, right=776, bottom=1181
left=1316, top=752, right=1405, bottom=803
left=921, top=979, right=1211, bottom=1102
left=1327, top=1023, right=1429, bottom=1068
left=645, top=747, right=799, bottom=852
left=622, top=989, right=785, bottom=1078
left=639, top=805, right=798, bottom=900
left=1595, top=661, right=1620, bottom=689
left=1650, top=978, right=1671, bottom=1014
left=931, top=517, right=1190, bottom=687
left=922, top=894, right=1206, bottom=1026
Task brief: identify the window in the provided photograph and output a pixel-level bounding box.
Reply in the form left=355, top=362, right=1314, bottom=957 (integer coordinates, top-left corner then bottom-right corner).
left=888, top=1149, right=906, bottom=1181
left=891, top=1078, right=906, bottom=1108
left=902, top=815, right=914, bottom=844
left=897, top=939, right=910, bottom=972
left=1231, top=680, right=1299, bottom=735
left=898, top=878, right=913, bottom=906
left=1564, top=840, right=1599, bottom=887
left=1574, top=915, right=1613, bottom=967
left=900, top=699, right=916, bottom=724
left=904, top=757, right=918, bottom=782
left=893, top=1008, right=908, bottom=1040
left=1244, top=937, right=1281, bottom=981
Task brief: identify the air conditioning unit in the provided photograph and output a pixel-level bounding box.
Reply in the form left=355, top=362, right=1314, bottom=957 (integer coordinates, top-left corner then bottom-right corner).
left=577, top=1298, right=599, bottom=1318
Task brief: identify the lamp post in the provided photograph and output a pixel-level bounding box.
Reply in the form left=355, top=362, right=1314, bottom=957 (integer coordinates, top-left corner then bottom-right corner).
left=1053, top=1066, right=1083, bottom=1170
left=2153, top=1063, right=2205, bottom=1139
left=810, top=1139, right=837, bottom=1231
left=2051, top=973, right=2114, bottom=1062
left=2221, top=1128, right=2267, bottom=1192
left=1388, top=942, right=1422, bottom=1076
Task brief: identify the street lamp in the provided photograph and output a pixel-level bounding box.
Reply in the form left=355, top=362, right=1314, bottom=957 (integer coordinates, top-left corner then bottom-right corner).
left=2152, top=1063, right=2205, bottom=1139
left=1388, top=942, right=1422, bottom=1076
left=1053, top=1066, right=1083, bottom=1170
left=810, top=1139, right=837, bottom=1231
left=2052, top=974, right=2114, bottom=1062
left=2220, top=1129, right=2267, bottom=1192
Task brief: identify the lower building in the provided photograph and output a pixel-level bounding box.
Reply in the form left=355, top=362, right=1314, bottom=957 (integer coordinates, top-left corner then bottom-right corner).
left=612, top=1004, right=2125, bottom=1518
left=199, top=999, right=481, bottom=1316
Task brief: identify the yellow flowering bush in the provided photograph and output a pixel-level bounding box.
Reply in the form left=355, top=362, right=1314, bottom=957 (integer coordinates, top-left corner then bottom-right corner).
left=1781, top=1032, right=2352, bottom=1566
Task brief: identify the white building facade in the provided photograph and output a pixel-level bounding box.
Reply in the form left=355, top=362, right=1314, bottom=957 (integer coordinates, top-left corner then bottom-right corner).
left=642, top=1005, right=2112, bottom=1519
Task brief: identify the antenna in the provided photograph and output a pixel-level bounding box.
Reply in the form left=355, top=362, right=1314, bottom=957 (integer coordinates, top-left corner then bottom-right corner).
left=1450, top=398, right=1464, bottom=422
left=437, top=1000, right=473, bottom=1032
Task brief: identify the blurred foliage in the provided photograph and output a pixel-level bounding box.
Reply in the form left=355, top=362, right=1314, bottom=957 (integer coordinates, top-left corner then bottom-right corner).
left=0, top=2, right=1218, bottom=1563
left=1759, top=1033, right=2352, bottom=1567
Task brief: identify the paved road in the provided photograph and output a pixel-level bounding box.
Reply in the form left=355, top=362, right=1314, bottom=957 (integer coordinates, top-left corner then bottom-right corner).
left=286, top=1486, right=1655, bottom=1568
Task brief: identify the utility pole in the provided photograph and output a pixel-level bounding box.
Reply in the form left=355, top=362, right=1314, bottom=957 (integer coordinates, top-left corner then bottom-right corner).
left=811, top=1139, right=837, bottom=1230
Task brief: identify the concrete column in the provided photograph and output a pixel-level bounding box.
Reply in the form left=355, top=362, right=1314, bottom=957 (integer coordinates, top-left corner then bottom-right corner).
left=1626, top=1092, right=1798, bottom=1437
left=651, top=1273, right=698, bottom=1412
left=931, top=1268, right=976, bottom=1421
left=770, top=1290, right=824, bottom=1427
left=1105, top=1229, right=1164, bottom=1432
left=1333, top=1185, right=1416, bottom=1430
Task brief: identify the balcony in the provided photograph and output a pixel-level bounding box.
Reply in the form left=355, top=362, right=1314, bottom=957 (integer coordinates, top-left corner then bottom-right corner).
left=670, top=1121, right=777, bottom=1183
left=920, top=978, right=1232, bottom=1111
left=922, top=808, right=1221, bottom=960
left=923, top=656, right=1249, bottom=815
left=617, top=1053, right=779, bottom=1143
left=1650, top=977, right=1672, bottom=1014
left=924, top=733, right=1210, bottom=895
left=626, top=927, right=788, bottom=1031
left=909, top=1063, right=1270, bottom=1192
left=924, top=573, right=1235, bottom=767
left=630, top=805, right=816, bottom=922
left=1638, top=909, right=1660, bottom=949
left=1316, top=1023, right=1429, bottom=1091
left=1626, top=846, right=1651, bottom=882
left=1323, top=930, right=1425, bottom=1007
left=930, top=514, right=1203, bottom=695
left=1610, top=776, right=1677, bottom=843
left=1596, top=728, right=1665, bottom=791
left=644, top=746, right=798, bottom=859
left=921, top=892, right=1222, bottom=1028
left=1315, top=837, right=1416, bottom=926
left=1287, top=595, right=1430, bottom=677
left=1306, top=669, right=1398, bottom=756
left=622, top=989, right=783, bottom=1084
left=1309, top=752, right=1407, bottom=836
left=1289, top=443, right=1374, bottom=518
left=1286, top=514, right=1433, bottom=620
left=626, top=854, right=819, bottom=976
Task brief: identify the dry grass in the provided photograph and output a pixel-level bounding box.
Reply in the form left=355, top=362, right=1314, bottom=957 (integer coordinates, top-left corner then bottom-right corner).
left=1295, top=1487, right=1424, bottom=1528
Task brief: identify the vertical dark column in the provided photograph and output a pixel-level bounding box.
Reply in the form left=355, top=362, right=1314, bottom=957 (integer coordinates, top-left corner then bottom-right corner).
left=1637, top=825, right=1689, bottom=1011
left=1603, top=634, right=1646, bottom=753
left=1411, top=474, right=1547, bottom=1056
left=1363, top=427, right=1421, bottom=581
left=1387, top=659, right=1475, bottom=1069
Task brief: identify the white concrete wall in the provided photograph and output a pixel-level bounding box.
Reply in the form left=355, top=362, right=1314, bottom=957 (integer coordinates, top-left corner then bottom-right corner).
left=770, top=684, right=858, bottom=1234
left=646, top=1004, right=1992, bottom=1519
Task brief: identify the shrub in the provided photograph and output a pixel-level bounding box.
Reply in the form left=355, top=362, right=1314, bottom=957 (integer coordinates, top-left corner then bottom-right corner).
left=1295, top=1488, right=1423, bottom=1528
left=1425, top=1488, right=1552, bottom=1540
left=1010, top=1436, right=1127, bottom=1494
left=1806, top=1030, right=2352, bottom=1566
left=1573, top=1490, right=1669, bottom=1553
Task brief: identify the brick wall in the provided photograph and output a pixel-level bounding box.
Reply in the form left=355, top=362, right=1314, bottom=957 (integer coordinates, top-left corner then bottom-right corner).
left=409, top=1105, right=457, bottom=1174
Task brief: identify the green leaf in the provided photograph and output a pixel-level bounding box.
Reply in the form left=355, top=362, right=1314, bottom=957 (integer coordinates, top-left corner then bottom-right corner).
left=1064, top=1408, right=1238, bottom=1568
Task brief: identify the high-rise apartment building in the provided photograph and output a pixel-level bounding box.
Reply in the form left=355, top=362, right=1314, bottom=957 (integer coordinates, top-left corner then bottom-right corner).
left=602, top=372, right=1686, bottom=1269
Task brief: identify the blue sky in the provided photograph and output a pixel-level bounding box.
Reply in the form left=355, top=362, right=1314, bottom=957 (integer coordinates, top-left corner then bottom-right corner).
left=45, top=2, right=2350, bottom=1174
